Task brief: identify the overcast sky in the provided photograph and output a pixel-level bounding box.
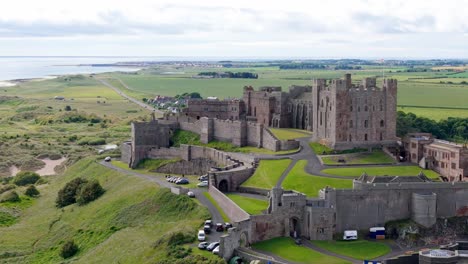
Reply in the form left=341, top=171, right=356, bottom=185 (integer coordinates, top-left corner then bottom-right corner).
left=1, top=0, right=468, bottom=58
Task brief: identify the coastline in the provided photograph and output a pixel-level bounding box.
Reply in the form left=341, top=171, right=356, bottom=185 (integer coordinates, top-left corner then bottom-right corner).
left=0, top=76, right=57, bottom=87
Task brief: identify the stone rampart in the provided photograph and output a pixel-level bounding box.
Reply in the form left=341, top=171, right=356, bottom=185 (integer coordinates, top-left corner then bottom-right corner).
left=238, top=186, right=270, bottom=196
left=209, top=186, right=250, bottom=222
left=279, top=139, right=300, bottom=151
left=148, top=147, right=182, bottom=160
left=262, top=128, right=279, bottom=151
left=121, top=141, right=132, bottom=165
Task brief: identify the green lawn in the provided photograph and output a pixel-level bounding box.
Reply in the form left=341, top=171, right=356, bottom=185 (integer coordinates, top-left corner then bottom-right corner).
left=203, top=192, right=230, bottom=222
left=225, top=194, right=268, bottom=215
left=241, top=159, right=292, bottom=189
left=239, top=146, right=300, bottom=155
left=312, top=240, right=391, bottom=260
left=253, top=237, right=351, bottom=264
left=309, top=142, right=334, bottom=155
left=320, top=150, right=395, bottom=165
left=321, top=166, right=440, bottom=179
left=269, top=128, right=312, bottom=140
left=282, top=160, right=353, bottom=197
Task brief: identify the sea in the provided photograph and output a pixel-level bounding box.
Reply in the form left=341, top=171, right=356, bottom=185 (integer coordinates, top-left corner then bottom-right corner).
left=0, top=56, right=150, bottom=86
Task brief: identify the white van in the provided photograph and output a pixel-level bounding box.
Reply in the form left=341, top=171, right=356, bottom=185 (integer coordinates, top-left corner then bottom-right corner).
left=197, top=230, right=206, bottom=241
left=343, top=230, right=358, bottom=240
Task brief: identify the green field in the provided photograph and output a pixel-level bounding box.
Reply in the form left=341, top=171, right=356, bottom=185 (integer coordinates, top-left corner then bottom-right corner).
left=241, top=159, right=292, bottom=189
left=321, top=166, right=440, bottom=179
left=252, top=237, right=351, bottom=264
left=312, top=240, right=391, bottom=260
left=397, top=106, right=468, bottom=120
left=282, top=160, right=353, bottom=197
left=320, top=150, right=395, bottom=165
left=269, top=128, right=312, bottom=140
left=225, top=194, right=268, bottom=215
left=0, top=159, right=222, bottom=263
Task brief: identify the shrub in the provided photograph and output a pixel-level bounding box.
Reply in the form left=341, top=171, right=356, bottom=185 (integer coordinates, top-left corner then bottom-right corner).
left=0, top=184, right=15, bottom=195
left=167, top=246, right=192, bottom=259
left=0, top=190, right=20, bottom=203
left=56, top=178, right=88, bottom=208
left=64, top=105, right=72, bottom=111
left=25, top=185, right=40, bottom=197
left=13, top=171, right=40, bottom=186
left=60, top=240, right=78, bottom=259
left=76, top=180, right=104, bottom=205
left=167, top=232, right=195, bottom=247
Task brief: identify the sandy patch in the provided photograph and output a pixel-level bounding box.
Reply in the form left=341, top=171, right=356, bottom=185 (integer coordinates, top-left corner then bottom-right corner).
left=9, top=166, right=20, bottom=177
left=0, top=81, right=17, bottom=87
left=35, top=158, right=66, bottom=176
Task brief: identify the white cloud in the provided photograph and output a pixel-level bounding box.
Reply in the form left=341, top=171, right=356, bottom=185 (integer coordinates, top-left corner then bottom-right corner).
left=0, top=0, right=467, bottom=57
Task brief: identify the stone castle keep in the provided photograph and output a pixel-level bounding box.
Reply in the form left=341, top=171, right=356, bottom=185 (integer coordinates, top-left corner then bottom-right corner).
left=183, top=74, right=398, bottom=149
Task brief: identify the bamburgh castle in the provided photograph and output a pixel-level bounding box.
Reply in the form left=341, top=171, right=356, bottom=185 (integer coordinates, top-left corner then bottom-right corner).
left=183, top=74, right=398, bottom=149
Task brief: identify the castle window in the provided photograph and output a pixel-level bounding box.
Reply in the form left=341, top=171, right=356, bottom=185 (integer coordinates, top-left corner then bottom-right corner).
left=365, top=105, right=368, bottom=111
left=380, top=132, right=383, bottom=140
left=380, top=120, right=385, bottom=127
left=452, top=163, right=456, bottom=169
left=364, top=134, right=368, bottom=141
left=320, top=112, right=322, bottom=125
left=349, top=120, right=353, bottom=128
left=321, top=99, right=324, bottom=107
left=358, top=106, right=360, bottom=112
left=364, top=120, right=368, bottom=128
left=350, top=105, right=353, bottom=111
left=373, top=105, right=375, bottom=111
left=349, top=134, right=352, bottom=141
left=379, top=99, right=383, bottom=111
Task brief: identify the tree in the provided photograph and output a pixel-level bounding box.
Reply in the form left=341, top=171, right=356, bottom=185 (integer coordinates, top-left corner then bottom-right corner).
left=56, top=178, right=88, bottom=208
left=13, top=171, right=40, bottom=186
left=60, top=240, right=78, bottom=259
left=76, top=180, right=105, bottom=205
left=25, top=185, right=40, bottom=197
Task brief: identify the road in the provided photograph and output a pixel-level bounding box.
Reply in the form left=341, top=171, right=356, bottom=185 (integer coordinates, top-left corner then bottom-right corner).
left=97, top=77, right=164, bottom=115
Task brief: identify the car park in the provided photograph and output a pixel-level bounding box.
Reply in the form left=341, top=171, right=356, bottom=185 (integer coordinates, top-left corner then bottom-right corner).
left=198, top=242, right=209, bottom=250
left=176, top=178, right=189, bottom=185
left=206, top=242, right=219, bottom=251
left=197, top=181, right=208, bottom=187
left=197, top=230, right=206, bottom=241
left=203, top=225, right=211, bottom=234
left=215, top=223, right=224, bottom=232
left=187, top=191, right=195, bottom=198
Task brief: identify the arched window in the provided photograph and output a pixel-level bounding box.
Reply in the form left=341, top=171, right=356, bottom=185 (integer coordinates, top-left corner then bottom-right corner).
left=364, top=134, right=368, bottom=141
left=380, top=120, right=385, bottom=127
left=349, top=134, right=352, bottom=141
left=380, top=132, right=383, bottom=140
left=364, top=120, right=368, bottom=128
left=350, top=105, right=353, bottom=111
left=349, top=120, right=353, bottom=128
left=379, top=99, right=383, bottom=111
left=358, top=106, right=360, bottom=112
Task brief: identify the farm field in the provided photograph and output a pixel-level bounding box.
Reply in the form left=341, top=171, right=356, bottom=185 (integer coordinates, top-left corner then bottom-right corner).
left=225, top=194, right=268, bottom=215
left=312, top=240, right=391, bottom=260
left=241, top=159, right=292, bottom=190
left=282, top=160, right=353, bottom=197
left=252, top=237, right=351, bottom=264
left=397, top=106, right=468, bottom=120
left=321, top=166, right=440, bottom=179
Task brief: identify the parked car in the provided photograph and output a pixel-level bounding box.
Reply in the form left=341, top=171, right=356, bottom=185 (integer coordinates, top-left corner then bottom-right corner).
left=198, top=175, right=208, bottom=181
left=207, top=242, right=220, bottom=251
left=215, top=223, right=224, bottom=232
left=204, top=225, right=211, bottom=234
left=343, top=230, right=358, bottom=240
left=197, top=230, right=206, bottom=241
left=176, top=178, right=189, bottom=185
left=104, top=156, right=111, bottom=162
left=212, top=245, right=220, bottom=255
left=204, top=220, right=212, bottom=227
left=187, top=191, right=195, bottom=198
left=224, top=223, right=233, bottom=229
left=198, top=242, right=209, bottom=250
left=197, top=181, right=208, bottom=187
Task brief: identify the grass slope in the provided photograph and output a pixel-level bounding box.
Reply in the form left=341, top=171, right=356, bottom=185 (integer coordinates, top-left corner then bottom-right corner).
left=321, top=150, right=395, bottom=165
left=312, top=240, right=391, bottom=260
left=241, top=159, right=292, bottom=189
left=282, top=160, right=353, bottom=197
left=225, top=194, right=268, bottom=215
left=253, top=237, right=351, bottom=264
left=321, top=166, right=440, bottom=179
left=269, top=128, right=312, bottom=140
left=0, top=158, right=221, bottom=263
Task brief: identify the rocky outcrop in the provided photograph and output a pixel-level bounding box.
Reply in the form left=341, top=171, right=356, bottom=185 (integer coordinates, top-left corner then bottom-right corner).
left=152, top=158, right=217, bottom=175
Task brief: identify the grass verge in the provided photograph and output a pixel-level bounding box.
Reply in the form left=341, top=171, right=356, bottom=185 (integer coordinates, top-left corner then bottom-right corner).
left=225, top=194, right=268, bottom=215
left=282, top=160, right=353, bottom=197
left=320, top=150, right=395, bottom=165
left=269, top=128, right=312, bottom=140
left=312, top=240, right=391, bottom=260
left=321, top=166, right=440, bottom=179
left=241, top=159, right=292, bottom=189
left=252, top=237, right=351, bottom=264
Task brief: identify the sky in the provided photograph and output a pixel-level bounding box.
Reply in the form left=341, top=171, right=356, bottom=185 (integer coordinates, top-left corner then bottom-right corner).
left=1, top=0, right=468, bottom=58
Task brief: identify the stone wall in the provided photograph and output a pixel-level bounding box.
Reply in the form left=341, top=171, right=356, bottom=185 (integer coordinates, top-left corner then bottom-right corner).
left=209, top=167, right=255, bottom=192
left=279, top=139, right=300, bottom=151
left=121, top=141, right=132, bottom=165
left=208, top=185, right=250, bottom=222
left=262, top=128, right=279, bottom=151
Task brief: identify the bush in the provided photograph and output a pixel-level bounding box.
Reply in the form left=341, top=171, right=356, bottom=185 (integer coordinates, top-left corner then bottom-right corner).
left=0, top=190, right=20, bottom=203
left=60, top=240, right=78, bottom=259
left=56, top=178, right=88, bottom=208
left=13, top=171, right=40, bottom=186
left=167, top=232, right=195, bottom=247
left=0, top=184, right=15, bottom=195
left=76, top=180, right=104, bottom=205
left=25, top=185, right=40, bottom=197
